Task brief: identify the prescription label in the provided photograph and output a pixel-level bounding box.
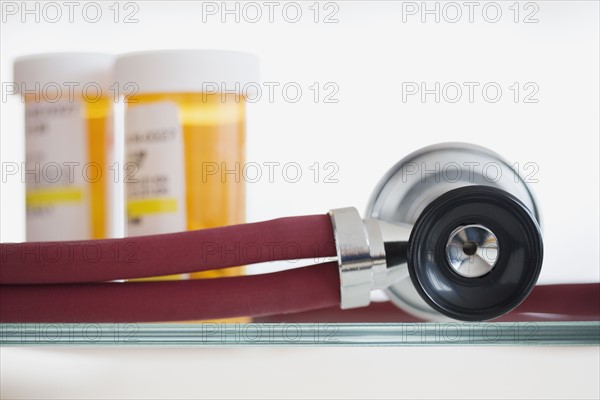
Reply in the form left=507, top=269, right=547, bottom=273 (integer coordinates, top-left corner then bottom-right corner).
left=125, top=102, right=187, bottom=236
left=25, top=101, right=91, bottom=241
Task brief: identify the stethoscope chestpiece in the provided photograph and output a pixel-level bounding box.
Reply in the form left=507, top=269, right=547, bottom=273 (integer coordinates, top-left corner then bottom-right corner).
left=349, top=142, right=545, bottom=321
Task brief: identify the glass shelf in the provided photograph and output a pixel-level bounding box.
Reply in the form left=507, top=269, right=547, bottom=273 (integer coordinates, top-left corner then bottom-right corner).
left=1, top=322, right=598, bottom=346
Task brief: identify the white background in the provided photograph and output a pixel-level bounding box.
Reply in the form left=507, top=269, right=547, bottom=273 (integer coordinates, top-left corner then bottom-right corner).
left=1, top=1, right=599, bottom=399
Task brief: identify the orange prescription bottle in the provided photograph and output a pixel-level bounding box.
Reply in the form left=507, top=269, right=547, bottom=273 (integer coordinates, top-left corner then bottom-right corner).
left=115, top=50, right=259, bottom=282
left=13, top=53, right=114, bottom=241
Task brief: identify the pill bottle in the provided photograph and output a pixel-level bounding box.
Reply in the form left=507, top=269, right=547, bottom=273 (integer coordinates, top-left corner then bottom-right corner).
left=115, top=50, right=259, bottom=282
left=14, top=53, right=115, bottom=241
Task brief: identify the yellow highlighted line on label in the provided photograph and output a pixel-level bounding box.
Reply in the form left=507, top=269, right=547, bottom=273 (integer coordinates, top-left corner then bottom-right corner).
left=127, top=198, right=178, bottom=218
left=26, top=188, right=84, bottom=207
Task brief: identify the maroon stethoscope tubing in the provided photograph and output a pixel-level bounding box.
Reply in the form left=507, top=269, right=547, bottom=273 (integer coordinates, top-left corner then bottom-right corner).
left=0, top=215, right=336, bottom=284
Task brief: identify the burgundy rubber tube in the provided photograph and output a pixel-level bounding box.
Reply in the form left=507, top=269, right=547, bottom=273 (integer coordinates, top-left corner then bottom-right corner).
left=0, top=215, right=336, bottom=285
left=0, top=262, right=341, bottom=322
left=255, top=283, right=600, bottom=323
left=2, top=279, right=596, bottom=323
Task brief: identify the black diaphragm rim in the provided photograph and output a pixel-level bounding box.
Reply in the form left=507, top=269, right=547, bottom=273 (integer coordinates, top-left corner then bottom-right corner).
left=407, top=185, right=544, bottom=321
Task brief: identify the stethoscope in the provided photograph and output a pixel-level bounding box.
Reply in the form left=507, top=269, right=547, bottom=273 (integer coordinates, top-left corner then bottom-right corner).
left=0, top=143, right=595, bottom=323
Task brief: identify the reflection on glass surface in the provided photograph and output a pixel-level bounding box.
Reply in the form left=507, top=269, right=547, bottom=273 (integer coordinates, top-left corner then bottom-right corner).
left=1, top=322, right=598, bottom=346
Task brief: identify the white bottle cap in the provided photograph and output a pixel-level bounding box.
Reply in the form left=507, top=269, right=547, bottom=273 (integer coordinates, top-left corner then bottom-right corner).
left=114, top=49, right=259, bottom=95
left=13, top=52, right=115, bottom=96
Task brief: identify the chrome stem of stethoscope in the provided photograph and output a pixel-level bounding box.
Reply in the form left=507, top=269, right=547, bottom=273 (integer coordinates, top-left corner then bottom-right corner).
left=328, top=207, right=412, bottom=309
